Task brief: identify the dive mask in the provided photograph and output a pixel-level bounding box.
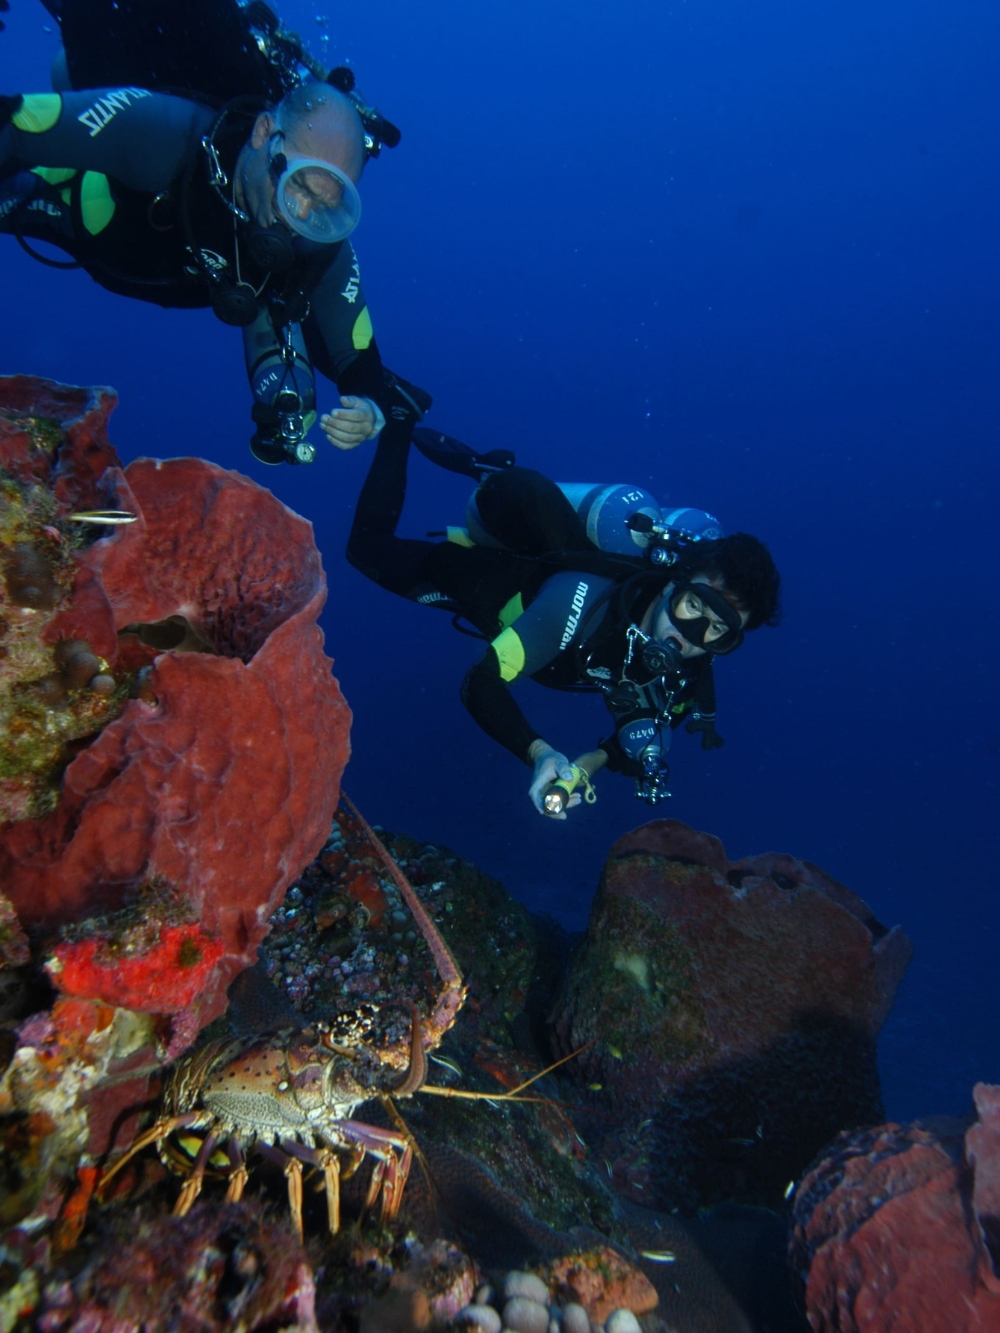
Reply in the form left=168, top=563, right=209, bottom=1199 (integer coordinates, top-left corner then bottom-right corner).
left=668, top=582, right=744, bottom=655
left=269, top=136, right=362, bottom=244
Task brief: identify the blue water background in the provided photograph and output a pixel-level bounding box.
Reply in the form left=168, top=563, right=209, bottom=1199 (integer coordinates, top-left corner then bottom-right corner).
left=2, top=0, right=998, bottom=1121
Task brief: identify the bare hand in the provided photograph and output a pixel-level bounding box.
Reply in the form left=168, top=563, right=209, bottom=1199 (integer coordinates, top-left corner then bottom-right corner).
left=320, top=396, right=378, bottom=450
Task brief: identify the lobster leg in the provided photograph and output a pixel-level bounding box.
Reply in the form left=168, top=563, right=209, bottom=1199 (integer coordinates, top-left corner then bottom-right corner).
left=321, top=1150, right=341, bottom=1235
left=361, top=1156, right=386, bottom=1222
left=380, top=1143, right=413, bottom=1224
left=282, top=1141, right=344, bottom=1235
left=224, top=1137, right=249, bottom=1205
left=340, top=1141, right=366, bottom=1180
left=284, top=1156, right=305, bottom=1240
left=97, top=1111, right=204, bottom=1197
left=174, top=1131, right=218, bottom=1217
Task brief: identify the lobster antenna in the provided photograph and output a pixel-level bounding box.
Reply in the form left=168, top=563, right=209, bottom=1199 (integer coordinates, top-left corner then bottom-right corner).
left=341, top=792, right=463, bottom=988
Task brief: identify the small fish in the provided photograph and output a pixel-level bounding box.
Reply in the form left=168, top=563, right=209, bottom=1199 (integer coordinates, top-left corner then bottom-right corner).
left=607, top=1044, right=623, bottom=1059
left=588, top=1082, right=603, bottom=1091
left=640, top=1251, right=677, bottom=1264
left=784, top=1180, right=796, bottom=1200
left=67, top=509, right=138, bottom=525
left=429, top=1055, right=463, bottom=1077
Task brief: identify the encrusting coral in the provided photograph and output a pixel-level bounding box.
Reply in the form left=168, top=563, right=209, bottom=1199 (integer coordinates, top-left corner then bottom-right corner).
left=0, top=406, right=128, bottom=821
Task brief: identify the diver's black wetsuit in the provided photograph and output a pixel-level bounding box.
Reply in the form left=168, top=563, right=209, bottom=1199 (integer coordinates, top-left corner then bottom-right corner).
left=0, top=89, right=387, bottom=423
left=347, top=423, right=714, bottom=769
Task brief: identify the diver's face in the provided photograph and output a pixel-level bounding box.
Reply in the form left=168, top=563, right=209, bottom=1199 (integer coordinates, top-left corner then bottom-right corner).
left=646, top=575, right=749, bottom=657
left=240, top=112, right=362, bottom=229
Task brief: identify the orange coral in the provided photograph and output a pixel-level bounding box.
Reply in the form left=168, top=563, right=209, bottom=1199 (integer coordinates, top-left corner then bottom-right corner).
left=541, top=1247, right=658, bottom=1322
left=48, top=923, right=225, bottom=1012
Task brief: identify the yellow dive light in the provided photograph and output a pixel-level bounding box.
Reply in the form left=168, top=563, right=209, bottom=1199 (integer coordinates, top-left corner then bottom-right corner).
left=542, top=750, right=607, bottom=816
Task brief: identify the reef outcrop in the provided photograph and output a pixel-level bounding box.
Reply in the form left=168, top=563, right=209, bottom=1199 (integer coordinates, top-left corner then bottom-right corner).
left=0, top=375, right=350, bottom=1306
left=34, top=1198, right=320, bottom=1333
left=790, top=1083, right=1000, bottom=1331
left=550, top=818, right=913, bottom=1212
left=0, top=374, right=350, bottom=1039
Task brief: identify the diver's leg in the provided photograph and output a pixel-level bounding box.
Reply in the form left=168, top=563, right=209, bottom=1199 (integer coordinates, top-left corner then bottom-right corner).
left=473, top=467, right=589, bottom=556
left=0, top=169, right=77, bottom=258
left=411, top=426, right=515, bottom=480
left=243, top=312, right=317, bottom=465
left=348, top=416, right=535, bottom=637
left=346, top=412, right=442, bottom=595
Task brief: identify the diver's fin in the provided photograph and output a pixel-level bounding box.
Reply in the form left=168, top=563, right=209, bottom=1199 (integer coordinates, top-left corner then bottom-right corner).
left=412, top=427, right=515, bottom=481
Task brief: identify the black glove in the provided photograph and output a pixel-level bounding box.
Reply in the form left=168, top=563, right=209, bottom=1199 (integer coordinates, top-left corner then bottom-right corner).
left=686, top=715, right=725, bottom=750
left=1, top=94, right=24, bottom=124
left=382, top=368, right=432, bottom=424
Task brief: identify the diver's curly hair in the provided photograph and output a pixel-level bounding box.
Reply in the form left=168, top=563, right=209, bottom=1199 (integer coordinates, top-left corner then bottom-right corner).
left=674, top=533, right=782, bottom=630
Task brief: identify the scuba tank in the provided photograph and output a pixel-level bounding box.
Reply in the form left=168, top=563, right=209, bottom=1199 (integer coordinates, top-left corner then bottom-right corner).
left=465, top=481, right=723, bottom=557
left=45, top=0, right=401, bottom=146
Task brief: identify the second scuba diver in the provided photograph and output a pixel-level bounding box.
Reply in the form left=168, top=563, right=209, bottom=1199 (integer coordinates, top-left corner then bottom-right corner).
left=347, top=413, right=782, bottom=819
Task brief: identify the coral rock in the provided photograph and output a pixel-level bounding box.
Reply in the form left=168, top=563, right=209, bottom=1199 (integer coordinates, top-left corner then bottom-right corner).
left=551, top=818, right=912, bottom=1210
left=540, top=1247, right=658, bottom=1323
left=0, top=888, right=29, bottom=967
left=790, top=1084, right=1000, bottom=1331
left=0, top=375, right=351, bottom=1040
left=34, top=1198, right=319, bottom=1333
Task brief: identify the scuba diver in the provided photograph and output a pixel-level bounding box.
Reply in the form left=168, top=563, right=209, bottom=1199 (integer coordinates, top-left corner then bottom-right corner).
left=0, top=0, right=428, bottom=464
left=347, top=416, right=782, bottom=819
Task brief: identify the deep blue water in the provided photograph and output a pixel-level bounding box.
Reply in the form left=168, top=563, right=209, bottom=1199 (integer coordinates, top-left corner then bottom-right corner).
left=2, top=0, right=998, bottom=1122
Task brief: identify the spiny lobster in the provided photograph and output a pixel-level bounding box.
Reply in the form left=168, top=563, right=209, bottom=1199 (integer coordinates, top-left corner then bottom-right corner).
left=99, top=797, right=468, bottom=1238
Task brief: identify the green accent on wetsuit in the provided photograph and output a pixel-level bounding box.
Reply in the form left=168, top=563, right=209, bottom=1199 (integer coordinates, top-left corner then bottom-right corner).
left=80, top=172, right=114, bottom=233
left=498, top=592, right=524, bottom=629
left=351, top=306, right=374, bottom=350
left=13, top=95, right=62, bottom=134
left=491, top=626, right=526, bottom=683
left=31, top=166, right=76, bottom=186
left=445, top=526, right=475, bottom=547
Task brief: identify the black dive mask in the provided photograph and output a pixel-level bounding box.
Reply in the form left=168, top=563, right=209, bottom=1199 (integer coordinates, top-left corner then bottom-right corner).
left=667, top=582, right=744, bottom=655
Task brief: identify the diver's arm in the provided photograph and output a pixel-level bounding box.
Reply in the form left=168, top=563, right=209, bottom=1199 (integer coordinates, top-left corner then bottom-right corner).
left=685, top=661, right=724, bottom=749
left=460, top=569, right=617, bottom=758
left=0, top=89, right=211, bottom=191
left=459, top=661, right=582, bottom=819
left=460, top=650, right=542, bottom=763
left=306, top=242, right=387, bottom=448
